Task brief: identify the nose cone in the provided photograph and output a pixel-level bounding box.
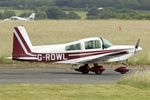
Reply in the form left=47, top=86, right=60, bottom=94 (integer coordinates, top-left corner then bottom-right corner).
left=136, top=47, right=142, bottom=52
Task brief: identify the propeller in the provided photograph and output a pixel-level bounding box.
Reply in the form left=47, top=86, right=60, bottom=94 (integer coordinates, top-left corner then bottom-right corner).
left=135, top=38, right=140, bottom=49
left=134, top=38, right=140, bottom=53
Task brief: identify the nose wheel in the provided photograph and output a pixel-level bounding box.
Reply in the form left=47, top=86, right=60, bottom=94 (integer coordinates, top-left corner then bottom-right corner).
left=115, top=63, right=129, bottom=74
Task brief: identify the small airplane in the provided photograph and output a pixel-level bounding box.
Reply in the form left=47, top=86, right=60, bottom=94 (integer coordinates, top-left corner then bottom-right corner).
left=4, top=13, right=35, bottom=21
left=12, top=26, right=142, bottom=74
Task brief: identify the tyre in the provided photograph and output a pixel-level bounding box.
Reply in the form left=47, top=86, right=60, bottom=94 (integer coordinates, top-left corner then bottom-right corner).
left=82, top=66, right=89, bottom=74
left=82, top=70, right=89, bottom=74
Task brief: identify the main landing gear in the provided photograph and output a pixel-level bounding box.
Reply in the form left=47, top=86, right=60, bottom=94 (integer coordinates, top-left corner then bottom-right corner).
left=75, top=64, right=105, bottom=74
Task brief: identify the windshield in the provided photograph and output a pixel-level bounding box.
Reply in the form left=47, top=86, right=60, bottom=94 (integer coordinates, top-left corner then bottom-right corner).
left=101, top=37, right=113, bottom=49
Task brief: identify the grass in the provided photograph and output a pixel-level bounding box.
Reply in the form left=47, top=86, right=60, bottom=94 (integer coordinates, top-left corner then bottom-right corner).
left=0, top=56, right=12, bottom=64
left=0, top=84, right=149, bottom=100
left=118, top=70, right=150, bottom=89
left=0, top=20, right=150, bottom=65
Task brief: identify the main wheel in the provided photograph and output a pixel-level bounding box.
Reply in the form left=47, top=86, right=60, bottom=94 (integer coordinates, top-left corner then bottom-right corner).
left=75, top=64, right=89, bottom=74
left=82, top=65, right=89, bottom=74
left=90, top=64, right=105, bottom=74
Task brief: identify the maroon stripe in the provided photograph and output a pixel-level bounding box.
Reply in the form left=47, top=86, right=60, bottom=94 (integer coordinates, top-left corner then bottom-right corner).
left=15, top=27, right=31, bottom=53
left=62, top=49, right=125, bottom=55
left=108, top=51, right=128, bottom=56
left=31, top=49, right=128, bottom=61
left=62, top=50, right=129, bottom=62
left=32, top=49, right=126, bottom=55
left=66, top=50, right=124, bottom=60
left=14, top=49, right=129, bottom=62
left=49, top=50, right=127, bottom=61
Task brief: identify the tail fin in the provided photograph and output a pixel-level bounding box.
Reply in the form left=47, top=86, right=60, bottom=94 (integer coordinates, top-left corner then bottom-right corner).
left=28, top=13, right=35, bottom=20
left=12, top=26, right=33, bottom=60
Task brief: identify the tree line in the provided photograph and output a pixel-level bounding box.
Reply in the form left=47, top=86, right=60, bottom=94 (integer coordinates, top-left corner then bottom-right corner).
left=0, top=0, right=150, bottom=10
left=1, top=7, right=150, bottom=20
left=0, top=0, right=150, bottom=20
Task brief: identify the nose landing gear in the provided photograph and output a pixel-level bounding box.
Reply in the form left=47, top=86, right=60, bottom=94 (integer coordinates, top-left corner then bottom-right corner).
left=115, top=63, right=129, bottom=74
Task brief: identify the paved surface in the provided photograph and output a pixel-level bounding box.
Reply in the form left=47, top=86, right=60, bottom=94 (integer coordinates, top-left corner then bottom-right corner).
left=0, top=68, right=136, bottom=84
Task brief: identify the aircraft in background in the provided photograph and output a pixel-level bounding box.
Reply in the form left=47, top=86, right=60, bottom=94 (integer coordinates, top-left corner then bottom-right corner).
left=4, top=13, right=35, bottom=21
left=12, top=26, right=142, bottom=74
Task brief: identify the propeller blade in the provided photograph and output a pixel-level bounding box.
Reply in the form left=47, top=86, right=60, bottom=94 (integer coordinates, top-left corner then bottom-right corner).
left=135, top=38, right=140, bottom=49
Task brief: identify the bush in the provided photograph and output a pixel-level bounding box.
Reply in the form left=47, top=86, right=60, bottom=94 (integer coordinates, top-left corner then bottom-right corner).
left=87, top=7, right=99, bottom=18
left=46, top=6, right=67, bottom=19
left=87, top=7, right=118, bottom=19
left=67, top=11, right=81, bottom=19
left=98, top=8, right=117, bottom=19
left=19, top=12, right=31, bottom=17
left=35, top=10, right=47, bottom=20
left=87, top=7, right=150, bottom=20
left=2, top=10, right=16, bottom=18
left=136, top=13, right=150, bottom=20
left=117, top=13, right=132, bottom=19
left=0, top=12, right=2, bottom=19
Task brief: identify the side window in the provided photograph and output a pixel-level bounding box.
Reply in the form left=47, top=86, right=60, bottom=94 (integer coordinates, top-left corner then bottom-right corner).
left=65, top=43, right=81, bottom=51
left=85, top=40, right=101, bottom=49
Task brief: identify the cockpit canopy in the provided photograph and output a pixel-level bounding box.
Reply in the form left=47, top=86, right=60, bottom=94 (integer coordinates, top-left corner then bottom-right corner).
left=65, top=37, right=113, bottom=51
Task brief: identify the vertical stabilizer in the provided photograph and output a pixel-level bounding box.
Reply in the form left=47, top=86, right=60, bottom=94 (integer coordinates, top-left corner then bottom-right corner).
left=28, top=13, right=35, bottom=20
left=12, top=26, right=33, bottom=59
